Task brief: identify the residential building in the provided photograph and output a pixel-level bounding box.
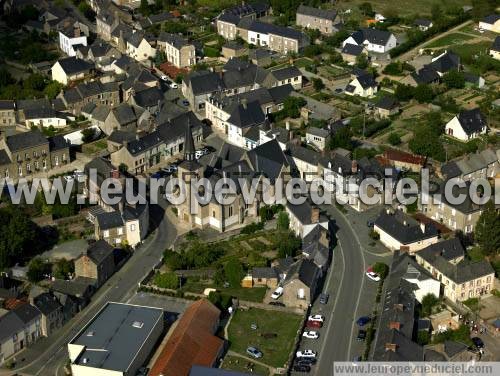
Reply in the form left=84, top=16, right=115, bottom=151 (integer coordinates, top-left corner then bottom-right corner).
left=288, top=144, right=321, bottom=183
left=286, top=201, right=329, bottom=238
left=414, top=19, right=433, bottom=31
left=490, top=36, right=500, bottom=60
left=373, top=96, right=399, bottom=118
left=0, top=130, right=70, bottom=180
left=250, top=267, right=279, bottom=288
left=0, top=304, right=41, bottom=365
left=479, top=14, right=500, bottom=33
left=68, top=302, right=163, bottom=376
left=429, top=51, right=461, bottom=76
left=216, top=3, right=270, bottom=40
left=445, top=108, right=488, bottom=141
left=0, top=100, right=16, bottom=126
left=74, top=240, right=116, bottom=288
left=296, top=5, right=340, bottom=35
left=306, top=127, right=330, bottom=151
left=290, top=91, right=339, bottom=123
left=100, top=103, right=140, bottom=136
left=23, top=107, right=67, bottom=129
left=157, top=32, right=196, bottom=68
left=373, top=209, right=439, bottom=254
left=341, top=43, right=366, bottom=64
left=345, top=73, right=378, bottom=97
left=377, top=149, right=425, bottom=173
left=126, top=31, right=156, bottom=62
left=59, top=21, right=89, bottom=57
left=282, top=259, right=320, bottom=309
left=420, top=181, right=484, bottom=233
left=51, top=57, right=94, bottom=85
left=301, top=224, right=331, bottom=273
left=263, top=66, right=303, bottom=90
left=60, top=81, right=120, bottom=115
left=440, top=148, right=499, bottom=181
left=182, top=70, right=224, bottom=112
left=95, top=11, right=118, bottom=42
left=149, top=299, right=224, bottom=376
left=221, top=41, right=247, bottom=61
left=226, top=100, right=266, bottom=149
left=342, top=28, right=397, bottom=53
left=31, top=292, right=63, bottom=337
left=415, top=238, right=495, bottom=302
left=249, top=48, right=275, bottom=66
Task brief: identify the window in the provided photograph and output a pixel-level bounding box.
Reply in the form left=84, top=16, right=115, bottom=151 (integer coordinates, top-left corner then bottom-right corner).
left=18, top=166, right=22, bottom=176
left=26, top=163, right=31, bottom=172
left=55, top=156, right=59, bottom=166
left=229, top=206, right=233, bottom=216
left=130, top=224, right=136, bottom=231
left=117, top=227, right=123, bottom=235
left=103, top=230, right=109, bottom=238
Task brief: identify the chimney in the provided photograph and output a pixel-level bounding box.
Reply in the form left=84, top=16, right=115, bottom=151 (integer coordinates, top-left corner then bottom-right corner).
left=285, top=121, right=290, bottom=130
left=351, top=160, right=358, bottom=174
left=385, top=343, right=397, bottom=352
left=311, top=207, right=320, bottom=223
left=389, top=321, right=401, bottom=330
left=393, top=303, right=404, bottom=311
left=241, top=98, right=247, bottom=109
left=420, top=222, right=426, bottom=233
left=403, top=220, right=407, bottom=226
left=386, top=208, right=391, bottom=215
left=74, top=27, right=81, bottom=38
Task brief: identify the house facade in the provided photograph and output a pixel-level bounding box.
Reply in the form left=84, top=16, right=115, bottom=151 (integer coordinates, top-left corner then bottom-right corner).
left=296, top=5, right=339, bottom=35
left=157, top=32, right=196, bottom=68
left=74, top=240, right=116, bottom=288
left=445, top=108, right=488, bottom=141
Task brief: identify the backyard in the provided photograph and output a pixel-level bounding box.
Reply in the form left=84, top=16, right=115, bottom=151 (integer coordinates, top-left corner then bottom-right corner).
left=425, top=33, right=476, bottom=48
left=221, top=354, right=270, bottom=375
left=227, top=307, right=303, bottom=369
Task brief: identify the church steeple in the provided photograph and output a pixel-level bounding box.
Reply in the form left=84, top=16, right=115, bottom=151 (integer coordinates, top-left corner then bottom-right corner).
left=184, top=118, right=196, bottom=162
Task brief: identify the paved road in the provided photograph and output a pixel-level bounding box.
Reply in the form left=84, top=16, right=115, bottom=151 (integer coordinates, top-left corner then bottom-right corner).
left=7, top=202, right=176, bottom=376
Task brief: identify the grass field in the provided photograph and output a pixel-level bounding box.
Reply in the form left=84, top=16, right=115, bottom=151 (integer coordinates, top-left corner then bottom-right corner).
left=181, top=279, right=268, bottom=302
left=425, top=33, right=475, bottom=48
left=344, top=0, right=471, bottom=16
left=228, top=308, right=302, bottom=368
left=449, top=41, right=491, bottom=63
left=222, top=355, right=269, bottom=375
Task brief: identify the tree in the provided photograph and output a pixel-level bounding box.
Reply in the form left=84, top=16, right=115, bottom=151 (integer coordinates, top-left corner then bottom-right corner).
left=276, top=231, right=301, bottom=258
left=475, top=200, right=500, bottom=256
left=388, top=132, right=401, bottom=146
left=154, top=271, right=179, bottom=289
left=443, top=70, right=465, bottom=89
left=372, top=262, right=389, bottom=280
left=356, top=53, right=369, bottom=69
left=359, top=2, right=374, bottom=16
left=431, top=4, right=443, bottom=22
left=421, top=293, right=440, bottom=317
left=277, top=211, right=290, bottom=230
left=329, top=126, right=352, bottom=150
left=54, top=258, right=74, bottom=280
left=27, top=258, right=51, bottom=282
left=282, top=96, right=306, bottom=118
left=224, top=258, right=244, bottom=287
left=471, top=0, right=497, bottom=21
left=383, top=61, right=404, bottom=76
left=81, top=127, right=96, bottom=143
left=395, top=84, right=415, bottom=102
left=139, top=0, right=151, bottom=16
left=414, top=84, right=434, bottom=103
left=312, top=77, right=325, bottom=92
left=43, top=81, right=63, bottom=99
left=409, top=125, right=445, bottom=161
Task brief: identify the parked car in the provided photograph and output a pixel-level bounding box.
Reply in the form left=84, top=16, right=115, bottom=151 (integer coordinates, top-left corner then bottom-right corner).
left=246, top=346, right=263, bottom=358
left=269, top=301, right=285, bottom=307
left=296, top=350, right=317, bottom=358
left=472, top=337, right=484, bottom=349
left=181, top=99, right=189, bottom=106
left=63, top=175, right=74, bottom=182
left=308, top=314, right=324, bottom=323
left=293, top=364, right=311, bottom=372
left=169, top=81, right=179, bottom=89
left=160, top=75, right=168, bottom=81
left=271, top=286, right=283, bottom=299
left=356, top=316, right=371, bottom=326
left=365, top=271, right=381, bottom=282
left=356, top=329, right=367, bottom=341
left=319, top=293, right=329, bottom=304
left=302, top=330, right=319, bottom=339
left=367, top=220, right=374, bottom=227
left=306, top=320, right=323, bottom=328
left=296, top=357, right=317, bottom=366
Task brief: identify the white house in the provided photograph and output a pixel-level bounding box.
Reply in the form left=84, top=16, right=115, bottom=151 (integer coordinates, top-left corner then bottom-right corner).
left=345, top=74, right=378, bottom=97
left=342, top=28, right=397, bottom=53
left=24, top=108, right=67, bottom=129
left=288, top=144, right=320, bottom=183
left=126, top=32, right=156, bottom=62
left=445, top=108, right=488, bottom=142
left=402, top=264, right=441, bottom=303
left=286, top=202, right=329, bottom=239
left=51, top=57, right=94, bottom=85
left=479, top=14, right=500, bottom=33
left=414, top=18, right=433, bottom=31
left=59, top=22, right=89, bottom=57
left=490, top=36, right=500, bottom=60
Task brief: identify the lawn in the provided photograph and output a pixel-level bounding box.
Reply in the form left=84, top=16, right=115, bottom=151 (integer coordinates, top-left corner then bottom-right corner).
left=82, top=139, right=107, bottom=156
left=227, top=308, right=302, bottom=368
left=345, top=0, right=470, bottom=16
left=181, top=278, right=268, bottom=302
left=449, top=41, right=491, bottom=62
left=425, top=33, right=475, bottom=48
left=221, top=355, right=269, bottom=375
left=294, top=57, right=314, bottom=69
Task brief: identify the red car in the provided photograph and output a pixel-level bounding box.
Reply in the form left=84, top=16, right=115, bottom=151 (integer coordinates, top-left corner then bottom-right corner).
left=306, top=320, right=323, bottom=328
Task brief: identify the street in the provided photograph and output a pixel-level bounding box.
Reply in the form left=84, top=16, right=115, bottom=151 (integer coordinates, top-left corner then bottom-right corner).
left=6, top=202, right=177, bottom=376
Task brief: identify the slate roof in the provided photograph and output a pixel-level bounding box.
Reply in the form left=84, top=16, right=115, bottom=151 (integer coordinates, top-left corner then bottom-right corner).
left=91, top=105, right=111, bottom=122
left=246, top=21, right=306, bottom=41
left=33, top=292, right=61, bottom=315
left=430, top=51, right=460, bottom=74
left=285, top=259, right=319, bottom=288
left=56, top=56, right=93, bottom=75
left=307, top=126, right=330, bottom=138
left=108, top=130, right=136, bottom=144
left=96, top=211, right=124, bottom=230
left=252, top=267, right=278, bottom=279
left=289, top=144, right=322, bottom=166
left=158, top=32, right=189, bottom=49
left=270, top=66, right=301, bottom=81
left=411, top=66, right=440, bottom=84
left=350, top=28, right=393, bottom=46
left=222, top=60, right=268, bottom=89
left=341, top=43, right=364, bottom=56
left=441, top=148, right=498, bottom=178
left=297, top=4, right=337, bottom=20
left=482, top=14, right=500, bottom=24
left=6, top=130, right=48, bottom=151
left=133, top=86, right=164, bottom=108
left=492, top=36, right=500, bottom=52
left=126, top=130, right=163, bottom=156
left=268, top=84, right=294, bottom=103
left=414, top=18, right=433, bottom=27
left=417, top=239, right=494, bottom=284
left=49, top=135, right=69, bottom=151
left=0, top=100, right=14, bottom=110
left=0, top=311, right=25, bottom=342
left=184, top=70, right=223, bottom=95
left=12, top=303, right=41, bottom=324
left=246, top=139, right=289, bottom=180
left=112, top=103, right=137, bottom=125
left=50, top=277, right=95, bottom=297
left=127, top=31, right=145, bottom=48
left=376, top=96, right=399, bottom=110
left=355, top=73, right=377, bottom=89
left=85, top=240, right=115, bottom=264
left=227, top=100, right=265, bottom=129
left=456, top=108, right=487, bottom=135
left=374, top=209, right=438, bottom=244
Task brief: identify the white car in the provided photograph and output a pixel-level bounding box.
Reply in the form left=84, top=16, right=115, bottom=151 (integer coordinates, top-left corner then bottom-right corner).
left=302, top=331, right=319, bottom=339
left=195, top=150, right=204, bottom=159
left=308, top=314, right=324, bottom=323
left=366, top=271, right=381, bottom=282
left=169, top=82, right=179, bottom=89
left=63, top=175, right=74, bottom=182
left=160, top=75, right=168, bottom=81
left=296, top=350, right=317, bottom=358
left=271, top=286, right=283, bottom=299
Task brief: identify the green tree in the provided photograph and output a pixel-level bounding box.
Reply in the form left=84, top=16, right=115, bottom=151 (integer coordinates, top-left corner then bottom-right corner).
left=372, top=262, right=389, bottom=280
left=395, top=84, right=415, bottom=102
left=409, top=125, right=445, bottom=161
left=81, top=127, right=96, bottom=143
left=388, top=132, right=401, bottom=146
left=431, top=4, right=443, bottom=22
left=329, top=126, right=352, bottom=150
left=312, top=77, right=325, bottom=92
left=356, top=53, right=369, bottom=69
left=471, top=0, right=497, bottom=21
left=359, top=2, right=374, bottom=16
left=282, top=96, right=306, bottom=118
left=54, top=258, right=74, bottom=280
left=443, top=70, right=465, bottom=89
left=154, top=271, right=179, bottom=289
left=43, top=81, right=63, bottom=99
left=277, top=211, right=290, bottom=230
left=414, top=84, right=434, bottom=103
left=421, top=293, right=440, bottom=317
left=224, top=258, right=245, bottom=287
left=475, top=200, right=500, bottom=256
left=27, top=258, right=51, bottom=282
left=276, top=231, right=301, bottom=258
left=139, top=0, right=151, bottom=16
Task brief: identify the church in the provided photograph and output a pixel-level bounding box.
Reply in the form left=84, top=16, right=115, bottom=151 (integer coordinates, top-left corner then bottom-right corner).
left=175, top=120, right=292, bottom=232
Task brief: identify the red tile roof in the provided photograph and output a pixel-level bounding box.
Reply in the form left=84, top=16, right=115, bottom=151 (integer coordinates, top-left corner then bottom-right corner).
left=149, top=299, right=224, bottom=376
left=383, top=149, right=426, bottom=166
left=4, top=298, right=27, bottom=310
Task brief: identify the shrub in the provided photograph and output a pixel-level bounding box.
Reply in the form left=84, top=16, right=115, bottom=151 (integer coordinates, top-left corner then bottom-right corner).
left=154, top=272, right=179, bottom=289
left=388, top=132, right=401, bottom=146
left=369, top=230, right=380, bottom=240
left=241, top=222, right=264, bottom=234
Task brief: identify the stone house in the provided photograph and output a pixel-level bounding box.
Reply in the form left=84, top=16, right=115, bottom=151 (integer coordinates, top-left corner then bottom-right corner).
left=296, top=5, right=340, bottom=35
left=286, top=201, right=329, bottom=239
left=221, top=41, right=247, bottom=61
left=440, top=148, right=499, bottom=182
left=51, top=56, right=94, bottom=85
left=60, top=81, right=120, bottom=115
left=444, top=108, right=488, bottom=142
left=251, top=267, right=279, bottom=289
left=282, top=259, right=320, bottom=309
left=415, top=238, right=495, bottom=302
left=157, top=32, right=196, bottom=68
left=0, top=100, right=16, bottom=127
left=74, top=240, right=116, bottom=288
left=31, top=292, right=63, bottom=337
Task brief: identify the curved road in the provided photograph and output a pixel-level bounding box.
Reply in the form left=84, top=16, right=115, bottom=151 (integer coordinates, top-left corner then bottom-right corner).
left=6, top=203, right=176, bottom=376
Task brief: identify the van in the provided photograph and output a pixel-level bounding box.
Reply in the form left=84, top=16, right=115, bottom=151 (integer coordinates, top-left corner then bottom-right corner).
left=271, top=286, right=283, bottom=299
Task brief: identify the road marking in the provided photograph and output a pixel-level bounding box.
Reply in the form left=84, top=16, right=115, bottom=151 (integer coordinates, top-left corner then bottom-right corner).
left=314, top=240, right=346, bottom=376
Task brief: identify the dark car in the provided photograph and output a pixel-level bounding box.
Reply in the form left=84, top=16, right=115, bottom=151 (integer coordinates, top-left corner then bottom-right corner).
left=472, top=337, right=484, bottom=349
left=356, top=316, right=371, bottom=326
left=356, top=329, right=367, bottom=341
left=319, top=293, right=329, bottom=304
left=306, top=320, right=322, bottom=328
left=367, top=220, right=374, bottom=228
left=293, top=364, right=311, bottom=372
left=297, top=357, right=317, bottom=365
left=269, top=301, right=285, bottom=307
left=335, top=88, right=343, bottom=93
